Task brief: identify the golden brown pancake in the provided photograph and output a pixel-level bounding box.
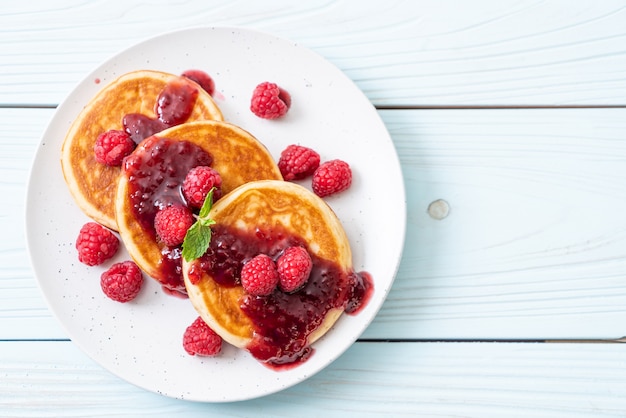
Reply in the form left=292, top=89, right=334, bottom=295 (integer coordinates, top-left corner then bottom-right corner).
left=115, top=121, right=283, bottom=296
left=61, top=70, right=223, bottom=230
left=182, top=180, right=356, bottom=368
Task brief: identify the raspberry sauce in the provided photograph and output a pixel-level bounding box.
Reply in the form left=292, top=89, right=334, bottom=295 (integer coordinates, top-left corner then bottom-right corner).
left=191, top=224, right=374, bottom=369
left=123, top=78, right=199, bottom=144
left=123, top=136, right=213, bottom=293
left=181, top=69, right=215, bottom=96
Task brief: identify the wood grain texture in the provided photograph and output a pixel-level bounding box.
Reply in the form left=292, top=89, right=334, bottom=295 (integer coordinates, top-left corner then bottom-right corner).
left=1, top=341, right=625, bottom=416
left=4, top=2, right=626, bottom=415
left=4, top=107, right=626, bottom=341
left=0, top=109, right=65, bottom=339
left=0, top=0, right=625, bottom=106
left=365, top=108, right=626, bottom=340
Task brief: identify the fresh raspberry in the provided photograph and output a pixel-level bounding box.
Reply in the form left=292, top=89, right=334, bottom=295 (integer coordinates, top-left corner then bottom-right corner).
left=276, top=246, right=312, bottom=293
left=100, top=261, right=143, bottom=303
left=277, top=144, right=320, bottom=181
left=312, top=159, right=352, bottom=197
left=154, top=205, right=195, bottom=247
left=240, top=254, right=279, bottom=296
left=93, top=130, right=135, bottom=166
left=183, top=316, right=222, bottom=356
left=76, top=222, right=120, bottom=266
left=250, top=81, right=291, bottom=119
left=181, top=69, right=215, bottom=96
left=182, top=166, right=222, bottom=208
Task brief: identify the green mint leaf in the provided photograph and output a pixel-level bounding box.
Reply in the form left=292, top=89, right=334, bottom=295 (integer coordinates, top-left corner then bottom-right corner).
left=198, top=187, right=215, bottom=219
left=182, top=189, right=217, bottom=262
left=199, top=217, right=216, bottom=228
left=182, top=222, right=212, bottom=262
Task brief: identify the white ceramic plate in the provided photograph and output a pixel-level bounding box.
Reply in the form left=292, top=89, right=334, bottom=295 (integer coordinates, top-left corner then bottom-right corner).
left=25, top=27, right=406, bottom=402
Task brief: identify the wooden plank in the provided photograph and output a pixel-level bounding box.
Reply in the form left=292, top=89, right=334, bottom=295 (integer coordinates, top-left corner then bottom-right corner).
left=0, top=108, right=65, bottom=339
left=0, top=1, right=625, bottom=106
left=5, top=108, right=626, bottom=340
left=1, top=340, right=625, bottom=416
left=365, top=108, right=626, bottom=340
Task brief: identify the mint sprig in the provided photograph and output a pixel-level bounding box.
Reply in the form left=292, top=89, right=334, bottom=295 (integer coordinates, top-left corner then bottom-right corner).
left=182, top=188, right=216, bottom=262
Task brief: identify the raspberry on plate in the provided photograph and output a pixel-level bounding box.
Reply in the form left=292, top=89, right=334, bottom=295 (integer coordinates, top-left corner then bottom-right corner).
left=250, top=81, right=291, bottom=119
left=93, top=129, right=135, bottom=166
left=182, top=166, right=222, bottom=208
left=100, top=261, right=143, bottom=303
left=76, top=222, right=120, bottom=266
left=183, top=316, right=222, bottom=356
left=240, top=254, right=279, bottom=296
left=154, top=205, right=195, bottom=247
left=312, top=159, right=352, bottom=197
left=276, top=246, right=312, bottom=293
left=181, top=69, right=216, bottom=97
left=277, top=144, right=320, bottom=181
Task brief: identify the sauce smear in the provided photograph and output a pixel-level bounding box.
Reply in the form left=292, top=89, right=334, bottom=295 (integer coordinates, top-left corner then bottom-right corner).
left=194, top=224, right=374, bottom=369
left=123, top=136, right=212, bottom=293
left=123, top=79, right=199, bottom=144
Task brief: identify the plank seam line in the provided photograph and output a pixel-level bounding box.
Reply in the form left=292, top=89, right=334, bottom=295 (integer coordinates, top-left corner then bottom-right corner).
left=1, top=104, right=626, bottom=110
left=2, top=338, right=625, bottom=343
left=0, top=104, right=57, bottom=109
left=356, top=338, right=626, bottom=343
left=376, top=105, right=626, bottom=110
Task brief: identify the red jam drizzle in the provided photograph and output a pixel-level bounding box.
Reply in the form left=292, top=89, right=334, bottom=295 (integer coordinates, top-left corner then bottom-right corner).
left=181, top=69, right=215, bottom=97
left=193, top=224, right=374, bottom=369
left=123, top=136, right=213, bottom=293
left=123, top=79, right=199, bottom=144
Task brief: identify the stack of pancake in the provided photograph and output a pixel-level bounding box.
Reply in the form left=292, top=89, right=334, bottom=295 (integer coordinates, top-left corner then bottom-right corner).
left=61, top=69, right=358, bottom=367
left=61, top=70, right=224, bottom=230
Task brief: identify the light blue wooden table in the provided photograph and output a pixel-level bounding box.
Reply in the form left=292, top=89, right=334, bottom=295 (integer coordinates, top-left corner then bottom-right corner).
left=2, top=1, right=626, bottom=416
